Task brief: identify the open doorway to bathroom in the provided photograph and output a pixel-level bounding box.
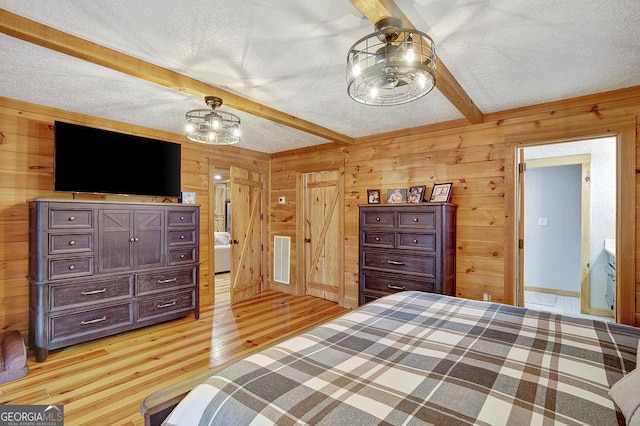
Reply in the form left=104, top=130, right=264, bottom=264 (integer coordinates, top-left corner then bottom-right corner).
left=519, top=137, right=616, bottom=321
left=212, top=169, right=231, bottom=302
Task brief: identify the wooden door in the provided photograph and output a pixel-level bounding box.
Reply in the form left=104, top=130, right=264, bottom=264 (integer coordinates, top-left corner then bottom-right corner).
left=304, top=170, right=343, bottom=303
left=230, top=166, right=263, bottom=304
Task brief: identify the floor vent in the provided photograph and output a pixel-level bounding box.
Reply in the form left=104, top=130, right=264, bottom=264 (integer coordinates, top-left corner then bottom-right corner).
left=273, top=236, right=291, bottom=284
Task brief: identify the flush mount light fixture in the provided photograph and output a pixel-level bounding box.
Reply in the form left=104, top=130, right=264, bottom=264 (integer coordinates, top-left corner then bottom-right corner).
left=185, top=96, right=241, bottom=144
left=346, top=17, right=436, bottom=106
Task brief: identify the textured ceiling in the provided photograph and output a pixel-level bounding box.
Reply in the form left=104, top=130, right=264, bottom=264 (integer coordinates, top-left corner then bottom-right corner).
left=1, top=1, right=639, bottom=153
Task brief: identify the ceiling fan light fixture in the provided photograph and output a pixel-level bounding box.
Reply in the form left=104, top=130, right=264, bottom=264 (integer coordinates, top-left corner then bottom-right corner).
left=346, top=17, right=436, bottom=106
left=185, top=96, right=241, bottom=145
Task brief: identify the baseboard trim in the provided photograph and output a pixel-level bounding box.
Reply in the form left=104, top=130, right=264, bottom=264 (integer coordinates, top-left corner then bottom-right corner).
left=524, top=286, right=580, bottom=298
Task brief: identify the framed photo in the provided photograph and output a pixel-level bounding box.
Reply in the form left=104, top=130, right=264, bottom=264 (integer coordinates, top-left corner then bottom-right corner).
left=180, top=191, right=196, bottom=204
left=387, top=188, right=407, bottom=204
left=429, top=183, right=453, bottom=203
left=367, top=189, right=380, bottom=204
left=408, top=185, right=426, bottom=203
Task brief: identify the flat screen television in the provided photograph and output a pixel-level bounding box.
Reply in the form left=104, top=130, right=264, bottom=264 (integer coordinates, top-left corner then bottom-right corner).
left=54, top=121, right=181, bottom=198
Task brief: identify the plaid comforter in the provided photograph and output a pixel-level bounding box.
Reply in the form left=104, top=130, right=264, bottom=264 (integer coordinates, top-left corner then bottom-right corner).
left=163, top=291, right=640, bottom=425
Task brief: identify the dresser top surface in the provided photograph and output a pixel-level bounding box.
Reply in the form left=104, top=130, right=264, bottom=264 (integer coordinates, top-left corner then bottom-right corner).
left=29, top=198, right=199, bottom=207
left=359, top=202, right=457, bottom=208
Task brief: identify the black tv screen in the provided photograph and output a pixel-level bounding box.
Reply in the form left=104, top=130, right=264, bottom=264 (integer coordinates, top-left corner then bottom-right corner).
left=54, top=121, right=181, bottom=197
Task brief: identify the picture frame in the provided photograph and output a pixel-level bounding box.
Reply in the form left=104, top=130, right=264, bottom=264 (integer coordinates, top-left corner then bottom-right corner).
left=386, top=188, right=407, bottom=204
left=407, top=185, right=426, bottom=203
left=367, top=189, right=381, bottom=204
left=180, top=191, right=196, bottom=204
left=429, top=183, right=453, bottom=203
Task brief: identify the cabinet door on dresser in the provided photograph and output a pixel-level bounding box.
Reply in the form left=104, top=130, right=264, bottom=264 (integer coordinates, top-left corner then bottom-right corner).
left=98, top=208, right=165, bottom=273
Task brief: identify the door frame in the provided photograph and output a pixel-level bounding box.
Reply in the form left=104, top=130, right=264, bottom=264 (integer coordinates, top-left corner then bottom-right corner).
left=519, top=154, right=592, bottom=314
left=504, top=114, right=635, bottom=325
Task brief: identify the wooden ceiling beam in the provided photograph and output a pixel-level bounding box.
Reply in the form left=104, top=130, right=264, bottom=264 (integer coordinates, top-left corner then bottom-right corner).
left=350, top=0, right=484, bottom=125
left=0, top=10, right=354, bottom=145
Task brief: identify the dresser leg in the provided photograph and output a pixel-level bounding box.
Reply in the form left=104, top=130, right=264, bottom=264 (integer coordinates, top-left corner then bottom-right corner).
left=34, top=347, right=48, bottom=362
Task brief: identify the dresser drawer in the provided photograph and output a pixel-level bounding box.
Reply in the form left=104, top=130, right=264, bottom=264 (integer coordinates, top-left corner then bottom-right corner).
left=362, top=231, right=394, bottom=248
left=49, top=256, right=94, bottom=280
left=361, top=210, right=395, bottom=227
left=398, top=210, right=437, bottom=229
left=397, top=232, right=436, bottom=251
left=168, top=210, right=197, bottom=226
left=136, top=290, right=196, bottom=322
left=50, top=303, right=133, bottom=341
left=362, top=249, right=436, bottom=277
left=49, top=208, right=93, bottom=229
left=168, top=228, right=197, bottom=246
left=137, top=268, right=196, bottom=295
left=49, top=233, right=93, bottom=255
left=50, top=276, right=133, bottom=310
left=168, top=248, right=197, bottom=265
left=362, top=271, right=436, bottom=294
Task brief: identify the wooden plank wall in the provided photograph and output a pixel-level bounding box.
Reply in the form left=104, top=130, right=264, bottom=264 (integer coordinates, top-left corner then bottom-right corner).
left=268, top=87, right=640, bottom=326
left=0, top=96, right=269, bottom=337
left=3, top=86, right=640, bottom=335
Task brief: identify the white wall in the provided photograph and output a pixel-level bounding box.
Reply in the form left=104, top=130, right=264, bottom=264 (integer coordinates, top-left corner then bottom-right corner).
left=524, top=165, right=582, bottom=292
left=524, top=137, right=616, bottom=310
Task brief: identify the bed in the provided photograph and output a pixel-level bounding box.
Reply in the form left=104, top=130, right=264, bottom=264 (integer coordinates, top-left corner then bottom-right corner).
left=141, top=291, right=640, bottom=425
left=214, top=231, right=231, bottom=273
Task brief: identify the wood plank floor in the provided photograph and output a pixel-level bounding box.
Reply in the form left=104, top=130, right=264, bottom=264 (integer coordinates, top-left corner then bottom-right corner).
left=0, top=274, right=349, bottom=425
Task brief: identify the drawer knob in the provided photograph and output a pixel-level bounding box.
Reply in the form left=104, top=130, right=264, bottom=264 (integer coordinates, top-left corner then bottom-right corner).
left=375, top=237, right=380, bottom=241
left=180, top=254, right=185, bottom=259
left=375, top=217, right=381, bottom=221
left=81, top=316, right=106, bottom=325
left=68, top=216, right=75, bottom=221
left=134, top=237, right=139, bottom=242
left=413, top=218, right=419, bottom=222
left=180, top=216, right=185, bottom=221
left=413, top=239, right=418, bottom=244
left=157, top=278, right=178, bottom=284
left=157, top=301, right=177, bottom=309
left=69, top=240, right=76, bottom=246
left=180, top=235, right=185, bottom=240
left=68, top=265, right=75, bottom=270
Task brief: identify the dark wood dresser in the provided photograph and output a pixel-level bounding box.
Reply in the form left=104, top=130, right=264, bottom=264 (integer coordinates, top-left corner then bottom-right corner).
left=27, top=199, right=200, bottom=361
left=359, top=203, right=457, bottom=305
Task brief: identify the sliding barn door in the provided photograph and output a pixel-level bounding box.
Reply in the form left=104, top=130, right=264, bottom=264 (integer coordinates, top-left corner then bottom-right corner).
left=304, top=170, right=343, bottom=303
left=230, top=166, right=263, bottom=304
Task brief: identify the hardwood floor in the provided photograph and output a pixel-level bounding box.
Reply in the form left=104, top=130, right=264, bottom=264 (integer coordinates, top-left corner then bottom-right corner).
left=0, top=274, right=348, bottom=425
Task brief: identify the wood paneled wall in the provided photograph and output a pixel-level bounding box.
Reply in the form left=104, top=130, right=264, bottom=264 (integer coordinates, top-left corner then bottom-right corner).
left=268, top=87, right=640, bottom=326
left=0, top=97, right=269, bottom=337
left=3, top=85, right=640, bottom=338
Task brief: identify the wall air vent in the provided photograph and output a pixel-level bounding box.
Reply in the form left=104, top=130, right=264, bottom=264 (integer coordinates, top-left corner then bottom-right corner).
left=273, top=236, right=291, bottom=284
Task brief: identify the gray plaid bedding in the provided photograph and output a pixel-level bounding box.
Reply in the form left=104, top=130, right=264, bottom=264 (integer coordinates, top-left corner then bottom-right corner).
left=163, top=291, right=640, bottom=425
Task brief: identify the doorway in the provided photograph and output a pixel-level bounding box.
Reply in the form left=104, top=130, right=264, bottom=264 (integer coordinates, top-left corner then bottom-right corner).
left=212, top=169, right=232, bottom=304
left=518, top=138, right=616, bottom=320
